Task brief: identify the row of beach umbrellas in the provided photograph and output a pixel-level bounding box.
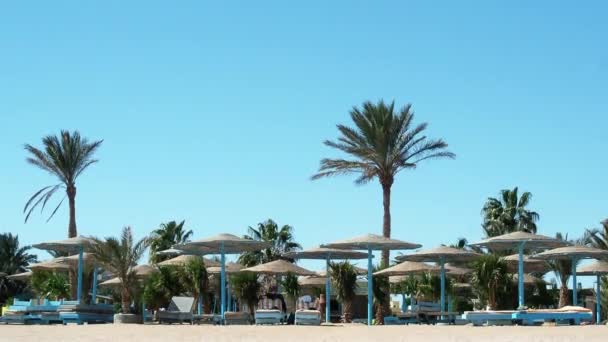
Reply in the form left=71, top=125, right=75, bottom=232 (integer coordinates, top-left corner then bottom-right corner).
left=8, top=231, right=608, bottom=326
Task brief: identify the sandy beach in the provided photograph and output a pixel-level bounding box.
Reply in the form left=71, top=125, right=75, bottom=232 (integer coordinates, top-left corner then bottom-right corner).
left=1, top=324, right=606, bottom=342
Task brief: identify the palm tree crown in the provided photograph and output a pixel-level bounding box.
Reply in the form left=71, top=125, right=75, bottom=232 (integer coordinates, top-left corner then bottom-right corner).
left=482, top=187, right=540, bottom=237
left=238, top=219, right=301, bottom=267
left=329, top=261, right=358, bottom=323
left=149, top=220, right=193, bottom=263
left=0, top=233, right=38, bottom=275
left=90, top=226, right=149, bottom=313
left=24, top=130, right=103, bottom=238
left=312, top=100, right=454, bottom=266
left=585, top=219, right=608, bottom=250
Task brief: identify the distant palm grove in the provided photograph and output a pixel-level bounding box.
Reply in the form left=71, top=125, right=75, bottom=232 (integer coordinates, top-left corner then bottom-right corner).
left=1, top=99, right=606, bottom=323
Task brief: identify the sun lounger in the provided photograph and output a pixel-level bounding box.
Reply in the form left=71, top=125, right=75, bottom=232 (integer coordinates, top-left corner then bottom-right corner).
left=158, top=296, right=195, bottom=324
left=511, top=307, right=593, bottom=326
left=294, top=296, right=321, bottom=325
left=58, top=303, right=114, bottom=325
left=1, top=299, right=64, bottom=325
left=224, top=311, right=251, bottom=325
left=386, top=302, right=455, bottom=325
left=462, top=311, right=515, bottom=326
left=254, top=297, right=285, bottom=325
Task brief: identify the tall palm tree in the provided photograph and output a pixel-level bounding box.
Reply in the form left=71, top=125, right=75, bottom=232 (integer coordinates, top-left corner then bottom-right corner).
left=238, top=219, right=302, bottom=267
left=329, top=261, right=358, bottom=323
left=585, top=219, right=608, bottom=250
left=548, top=232, right=581, bottom=308
left=149, top=220, right=193, bottom=263
left=24, top=131, right=103, bottom=238
left=0, top=233, right=38, bottom=304
left=179, top=258, right=209, bottom=313
left=312, top=100, right=454, bottom=266
left=90, top=226, right=149, bottom=313
left=471, top=254, right=510, bottom=310
left=481, top=187, right=539, bottom=237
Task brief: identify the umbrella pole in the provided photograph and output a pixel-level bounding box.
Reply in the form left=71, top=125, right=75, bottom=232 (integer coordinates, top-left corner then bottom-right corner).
left=571, top=258, right=578, bottom=306
left=326, top=255, right=331, bottom=324
left=77, top=246, right=84, bottom=303
left=517, top=242, right=524, bottom=308
left=596, top=274, right=601, bottom=325
left=440, top=256, right=445, bottom=320
left=92, top=264, right=98, bottom=304
left=367, top=247, right=372, bottom=326
left=220, top=242, right=226, bottom=323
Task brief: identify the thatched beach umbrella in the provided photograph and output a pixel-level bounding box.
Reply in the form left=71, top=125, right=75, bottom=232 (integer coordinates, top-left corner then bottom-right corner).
left=577, top=261, right=608, bottom=324
left=98, top=264, right=158, bottom=288
left=469, top=232, right=567, bottom=308
left=374, top=261, right=441, bottom=277
left=298, top=276, right=328, bottom=288
left=532, top=245, right=608, bottom=306
left=322, top=234, right=421, bottom=325
left=156, top=248, right=184, bottom=256
left=32, top=236, right=96, bottom=302
left=207, top=262, right=243, bottom=275
left=397, top=246, right=479, bottom=315
left=444, top=263, right=473, bottom=277
left=284, top=247, right=368, bottom=323
left=242, top=259, right=316, bottom=276
left=28, top=258, right=72, bottom=271
left=513, top=273, right=546, bottom=285
left=6, top=271, right=33, bottom=281
left=177, top=233, right=270, bottom=319
left=501, top=254, right=548, bottom=273
left=157, top=254, right=220, bottom=268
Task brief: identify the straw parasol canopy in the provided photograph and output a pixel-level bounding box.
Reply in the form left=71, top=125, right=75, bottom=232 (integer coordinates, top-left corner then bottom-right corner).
left=59, top=253, right=97, bottom=266
left=132, top=264, right=159, bottom=278
left=242, top=260, right=316, bottom=276
left=531, top=245, right=608, bottom=261
left=177, top=234, right=271, bottom=254
left=156, top=248, right=184, bottom=256
left=316, top=265, right=368, bottom=277
left=513, top=273, right=546, bottom=285
left=373, top=261, right=441, bottom=277
left=28, top=258, right=72, bottom=271
left=469, top=232, right=568, bottom=251
left=397, top=246, right=481, bottom=263
left=501, top=254, right=548, bottom=273
left=298, top=276, right=329, bottom=288
left=283, top=247, right=368, bottom=260
left=577, top=261, right=608, bottom=276
left=99, top=277, right=121, bottom=288
left=322, top=234, right=421, bottom=251
left=444, top=263, right=473, bottom=276
left=32, top=236, right=96, bottom=253
left=157, top=254, right=220, bottom=267
left=6, top=271, right=33, bottom=281
left=207, top=262, right=243, bottom=275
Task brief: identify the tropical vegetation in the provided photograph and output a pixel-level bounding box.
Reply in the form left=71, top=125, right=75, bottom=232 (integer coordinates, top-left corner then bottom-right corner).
left=471, top=254, right=511, bottom=310
left=148, top=220, right=193, bottom=263
left=481, top=187, right=540, bottom=237
left=0, top=233, right=38, bottom=304
left=90, top=226, right=149, bottom=314
left=312, top=100, right=454, bottom=266
left=238, top=219, right=301, bottom=267
left=178, top=258, right=209, bottom=313
left=230, top=272, right=262, bottom=318
left=24, top=130, right=103, bottom=238
left=329, top=261, right=358, bottom=323
left=30, top=270, right=71, bottom=300
left=280, top=272, right=300, bottom=309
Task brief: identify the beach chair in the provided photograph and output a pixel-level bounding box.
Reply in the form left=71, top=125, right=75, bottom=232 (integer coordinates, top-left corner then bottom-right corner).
left=224, top=311, right=252, bottom=325
left=255, top=296, right=285, bottom=325
left=294, top=297, right=321, bottom=326
left=58, top=303, right=114, bottom=325
left=511, top=306, right=593, bottom=326
left=0, top=299, right=64, bottom=325
left=462, top=310, right=515, bottom=326
left=158, top=296, right=195, bottom=324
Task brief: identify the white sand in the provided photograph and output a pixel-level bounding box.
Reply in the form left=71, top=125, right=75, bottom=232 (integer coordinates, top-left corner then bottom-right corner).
left=0, top=324, right=606, bottom=342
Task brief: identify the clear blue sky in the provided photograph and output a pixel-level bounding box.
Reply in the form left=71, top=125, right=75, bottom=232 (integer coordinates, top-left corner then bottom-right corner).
left=1, top=1, right=607, bottom=281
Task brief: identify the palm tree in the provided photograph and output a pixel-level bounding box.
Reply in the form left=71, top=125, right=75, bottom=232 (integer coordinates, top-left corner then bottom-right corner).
left=230, top=272, right=262, bottom=318
left=90, top=226, right=149, bottom=313
left=179, top=258, right=209, bottom=313
left=481, top=187, right=539, bottom=237
left=280, top=272, right=300, bottom=310
left=149, top=220, right=193, bottom=263
left=0, top=233, right=38, bottom=304
left=585, top=219, right=608, bottom=250
left=312, top=100, right=454, bottom=266
left=24, top=131, right=103, bottom=238
left=238, top=219, right=302, bottom=267
left=548, top=232, right=580, bottom=308
left=329, top=261, right=358, bottom=323
left=471, top=254, right=510, bottom=310
left=372, top=264, right=390, bottom=324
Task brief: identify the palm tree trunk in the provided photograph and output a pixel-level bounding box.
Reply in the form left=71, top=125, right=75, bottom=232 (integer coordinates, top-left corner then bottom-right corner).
left=343, top=300, right=352, bottom=323
left=381, top=182, right=391, bottom=267
left=559, top=282, right=569, bottom=308
left=121, top=287, right=130, bottom=314
left=67, top=185, right=77, bottom=238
